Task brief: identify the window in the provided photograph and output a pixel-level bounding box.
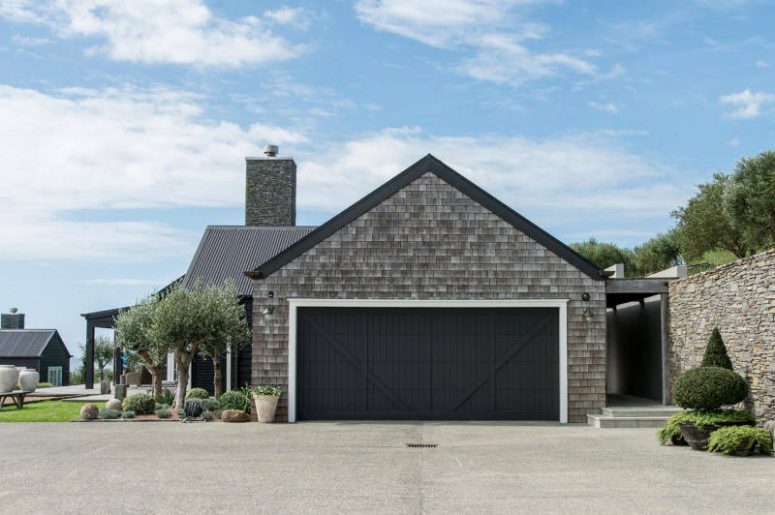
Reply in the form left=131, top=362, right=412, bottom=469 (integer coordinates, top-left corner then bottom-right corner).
left=48, top=366, right=63, bottom=386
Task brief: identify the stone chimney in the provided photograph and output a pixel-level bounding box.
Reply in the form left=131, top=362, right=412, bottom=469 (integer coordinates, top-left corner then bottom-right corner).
left=1, top=308, right=25, bottom=329
left=245, top=145, right=296, bottom=226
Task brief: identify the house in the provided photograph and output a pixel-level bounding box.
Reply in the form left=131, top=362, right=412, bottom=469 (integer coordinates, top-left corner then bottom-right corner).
left=81, top=148, right=672, bottom=424
left=0, top=309, right=71, bottom=386
left=244, top=153, right=670, bottom=424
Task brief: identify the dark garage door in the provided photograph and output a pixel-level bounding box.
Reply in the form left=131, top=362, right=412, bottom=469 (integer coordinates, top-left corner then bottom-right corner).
left=297, top=307, right=559, bottom=421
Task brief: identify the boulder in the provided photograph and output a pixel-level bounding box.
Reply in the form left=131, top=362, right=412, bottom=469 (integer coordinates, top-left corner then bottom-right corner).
left=105, top=399, right=122, bottom=412
left=80, top=404, right=99, bottom=420
left=221, top=409, right=250, bottom=423
left=764, top=420, right=775, bottom=438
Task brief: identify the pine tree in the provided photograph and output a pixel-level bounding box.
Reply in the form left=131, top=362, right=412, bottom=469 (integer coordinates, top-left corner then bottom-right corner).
left=701, top=328, right=733, bottom=370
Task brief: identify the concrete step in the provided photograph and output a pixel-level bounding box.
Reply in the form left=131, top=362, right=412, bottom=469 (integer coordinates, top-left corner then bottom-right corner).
left=602, top=406, right=682, bottom=418
left=587, top=414, right=671, bottom=429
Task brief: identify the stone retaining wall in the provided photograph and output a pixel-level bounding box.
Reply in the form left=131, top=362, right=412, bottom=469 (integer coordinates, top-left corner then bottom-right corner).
left=668, top=249, right=775, bottom=421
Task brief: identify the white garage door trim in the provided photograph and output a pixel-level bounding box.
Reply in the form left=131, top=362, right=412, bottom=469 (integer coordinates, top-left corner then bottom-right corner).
left=287, top=298, right=569, bottom=424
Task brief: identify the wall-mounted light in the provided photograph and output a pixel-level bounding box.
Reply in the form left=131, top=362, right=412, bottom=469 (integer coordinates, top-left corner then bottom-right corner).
left=261, top=306, right=275, bottom=316
left=267, top=290, right=274, bottom=299
left=581, top=292, right=593, bottom=321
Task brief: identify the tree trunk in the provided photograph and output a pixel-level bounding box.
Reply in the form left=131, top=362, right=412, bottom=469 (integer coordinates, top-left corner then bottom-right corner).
left=148, top=365, right=163, bottom=398
left=213, top=357, right=223, bottom=398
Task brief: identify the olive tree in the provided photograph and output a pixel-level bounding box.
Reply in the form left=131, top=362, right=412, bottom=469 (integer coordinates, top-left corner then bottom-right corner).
left=150, top=282, right=249, bottom=408
left=197, top=282, right=251, bottom=398
left=115, top=298, right=169, bottom=398
left=94, top=336, right=114, bottom=382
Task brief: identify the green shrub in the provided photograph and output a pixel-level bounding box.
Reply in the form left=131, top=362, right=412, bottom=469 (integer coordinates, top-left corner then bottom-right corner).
left=155, top=408, right=172, bottom=419
left=123, top=410, right=136, bottom=419
left=155, top=403, right=170, bottom=410
left=252, top=385, right=282, bottom=397
left=202, top=410, right=214, bottom=421
left=176, top=409, right=186, bottom=419
left=672, top=367, right=748, bottom=411
left=658, top=412, right=692, bottom=445
left=122, top=393, right=156, bottom=415
left=155, top=388, right=174, bottom=406
left=658, top=410, right=755, bottom=445
left=201, top=398, right=219, bottom=411
left=37, top=382, right=53, bottom=388
left=186, top=388, right=210, bottom=400
left=99, top=408, right=121, bottom=420
left=212, top=408, right=223, bottom=419
left=218, top=390, right=250, bottom=412
left=707, top=426, right=773, bottom=456
left=701, top=328, right=733, bottom=370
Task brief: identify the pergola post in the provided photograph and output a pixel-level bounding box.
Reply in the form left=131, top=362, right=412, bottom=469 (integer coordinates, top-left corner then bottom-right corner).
left=85, top=320, right=95, bottom=389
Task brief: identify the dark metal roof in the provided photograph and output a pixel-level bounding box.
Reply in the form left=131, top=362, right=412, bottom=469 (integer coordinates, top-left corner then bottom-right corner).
left=0, top=329, right=66, bottom=358
left=249, top=154, right=603, bottom=281
left=183, top=225, right=316, bottom=296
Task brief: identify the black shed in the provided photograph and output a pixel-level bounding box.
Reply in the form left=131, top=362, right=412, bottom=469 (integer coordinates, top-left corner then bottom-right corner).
left=0, top=329, right=72, bottom=386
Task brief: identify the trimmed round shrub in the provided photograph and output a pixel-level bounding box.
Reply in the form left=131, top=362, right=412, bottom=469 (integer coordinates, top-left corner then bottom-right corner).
left=202, top=410, right=215, bottom=422
left=155, top=408, right=172, bottom=419
left=185, top=388, right=209, bottom=400
left=123, top=410, right=136, bottom=419
left=201, top=398, right=219, bottom=411
left=155, top=388, right=174, bottom=406
left=99, top=408, right=121, bottom=420
left=122, top=393, right=156, bottom=415
left=673, top=367, right=748, bottom=411
left=218, top=390, right=250, bottom=412
left=80, top=403, right=99, bottom=420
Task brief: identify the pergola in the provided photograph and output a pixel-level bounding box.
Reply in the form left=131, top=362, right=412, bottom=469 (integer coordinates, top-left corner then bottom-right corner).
left=80, top=306, right=127, bottom=389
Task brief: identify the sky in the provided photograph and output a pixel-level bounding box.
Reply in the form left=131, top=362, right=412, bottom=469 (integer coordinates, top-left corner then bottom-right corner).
left=0, top=0, right=773, bottom=363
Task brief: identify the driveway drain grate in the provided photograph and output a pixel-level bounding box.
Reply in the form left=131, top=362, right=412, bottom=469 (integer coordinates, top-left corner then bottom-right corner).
left=405, top=443, right=438, bottom=448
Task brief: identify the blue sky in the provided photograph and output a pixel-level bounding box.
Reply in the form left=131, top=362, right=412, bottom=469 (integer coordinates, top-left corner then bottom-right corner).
left=1, top=0, right=774, bottom=361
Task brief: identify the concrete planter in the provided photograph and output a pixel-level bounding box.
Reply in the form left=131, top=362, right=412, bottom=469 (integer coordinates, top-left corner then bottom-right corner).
left=0, top=365, right=20, bottom=393
left=100, top=380, right=111, bottom=394
left=253, top=394, right=280, bottom=423
left=18, top=369, right=39, bottom=392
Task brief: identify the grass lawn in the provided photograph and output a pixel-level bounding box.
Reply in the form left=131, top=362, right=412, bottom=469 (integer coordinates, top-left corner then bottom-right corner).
left=0, top=400, right=105, bottom=422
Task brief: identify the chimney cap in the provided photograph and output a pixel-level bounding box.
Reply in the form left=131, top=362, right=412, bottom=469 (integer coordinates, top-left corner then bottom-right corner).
left=263, top=144, right=279, bottom=157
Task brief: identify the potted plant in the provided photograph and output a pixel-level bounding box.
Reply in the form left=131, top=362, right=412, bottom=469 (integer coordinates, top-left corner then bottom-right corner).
left=252, top=385, right=282, bottom=423
left=673, top=366, right=750, bottom=450
left=707, top=426, right=773, bottom=456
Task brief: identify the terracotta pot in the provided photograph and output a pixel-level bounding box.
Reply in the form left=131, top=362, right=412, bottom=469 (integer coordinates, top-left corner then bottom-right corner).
left=0, top=365, right=20, bottom=393
left=253, top=394, right=280, bottom=423
left=18, top=368, right=39, bottom=392
left=680, top=420, right=753, bottom=451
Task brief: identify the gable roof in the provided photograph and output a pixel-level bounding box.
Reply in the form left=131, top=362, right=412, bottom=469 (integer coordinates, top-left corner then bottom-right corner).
left=0, top=329, right=69, bottom=358
left=248, top=154, right=603, bottom=280
left=183, top=225, right=316, bottom=296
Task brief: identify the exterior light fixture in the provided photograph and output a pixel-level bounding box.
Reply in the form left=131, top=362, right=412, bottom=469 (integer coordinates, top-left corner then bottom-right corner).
left=581, top=292, right=593, bottom=321
left=261, top=306, right=275, bottom=316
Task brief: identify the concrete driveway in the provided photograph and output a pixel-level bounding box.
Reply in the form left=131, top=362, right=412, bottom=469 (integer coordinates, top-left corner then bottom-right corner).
left=0, top=422, right=771, bottom=514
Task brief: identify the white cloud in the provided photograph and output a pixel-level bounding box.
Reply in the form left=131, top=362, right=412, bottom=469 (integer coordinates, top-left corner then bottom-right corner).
left=354, top=0, right=595, bottom=86
left=296, top=127, right=692, bottom=232
left=720, top=89, right=775, bottom=119
left=755, top=60, right=769, bottom=68
left=0, top=0, right=304, bottom=67
left=81, top=277, right=172, bottom=286
left=265, top=6, right=313, bottom=30
left=0, top=84, right=306, bottom=262
left=727, top=137, right=740, bottom=147
left=589, top=101, right=620, bottom=113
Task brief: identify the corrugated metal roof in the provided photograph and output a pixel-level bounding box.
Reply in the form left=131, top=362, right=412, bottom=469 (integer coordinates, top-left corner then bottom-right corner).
left=0, top=330, right=57, bottom=358
left=182, top=225, right=316, bottom=296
